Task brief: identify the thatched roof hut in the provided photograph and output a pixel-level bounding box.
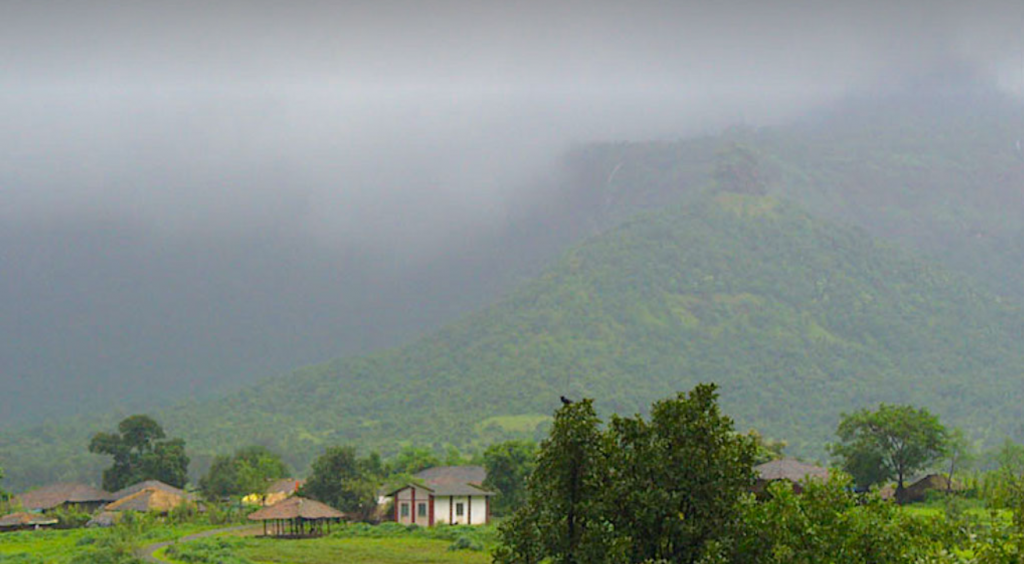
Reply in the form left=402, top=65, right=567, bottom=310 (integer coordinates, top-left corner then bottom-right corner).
left=753, top=459, right=830, bottom=496
left=247, top=496, right=345, bottom=537
left=901, top=474, right=965, bottom=503
left=15, top=483, right=113, bottom=513
left=103, top=487, right=192, bottom=513
left=0, top=512, right=59, bottom=531
left=85, top=511, right=122, bottom=528
left=110, top=480, right=195, bottom=502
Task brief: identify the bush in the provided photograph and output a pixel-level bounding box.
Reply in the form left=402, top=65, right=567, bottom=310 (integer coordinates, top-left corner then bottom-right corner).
left=448, top=535, right=484, bottom=551
left=164, top=538, right=253, bottom=564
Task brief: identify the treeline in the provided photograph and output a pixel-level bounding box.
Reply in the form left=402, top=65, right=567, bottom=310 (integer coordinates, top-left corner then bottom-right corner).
left=495, top=385, right=1024, bottom=564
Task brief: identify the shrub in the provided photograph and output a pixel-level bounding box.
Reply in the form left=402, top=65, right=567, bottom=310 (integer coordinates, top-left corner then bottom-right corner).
left=448, top=535, right=484, bottom=551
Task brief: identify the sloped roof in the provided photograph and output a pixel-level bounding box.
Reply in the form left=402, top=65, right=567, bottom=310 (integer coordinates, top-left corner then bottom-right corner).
left=266, top=478, right=305, bottom=495
left=104, top=487, right=191, bottom=513
left=388, top=466, right=494, bottom=497
left=754, top=459, right=829, bottom=483
left=111, top=480, right=194, bottom=501
left=16, top=483, right=113, bottom=511
left=86, top=511, right=123, bottom=528
left=247, top=496, right=345, bottom=521
left=0, top=512, right=59, bottom=528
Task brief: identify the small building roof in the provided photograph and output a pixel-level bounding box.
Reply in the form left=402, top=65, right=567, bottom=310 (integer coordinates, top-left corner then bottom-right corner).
left=754, top=459, right=829, bottom=483
left=0, top=512, right=59, bottom=528
left=387, top=465, right=495, bottom=497
left=111, top=480, right=194, bottom=501
left=86, top=511, right=123, bottom=528
left=16, top=483, right=113, bottom=511
left=104, top=487, right=191, bottom=513
left=247, top=496, right=345, bottom=521
left=266, top=478, right=305, bottom=495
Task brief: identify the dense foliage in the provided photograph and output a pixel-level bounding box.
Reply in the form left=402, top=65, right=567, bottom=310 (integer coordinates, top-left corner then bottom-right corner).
left=495, top=386, right=757, bottom=564
left=482, top=440, right=537, bottom=516
left=198, top=445, right=290, bottom=500
left=300, top=446, right=382, bottom=519
left=88, top=415, right=189, bottom=491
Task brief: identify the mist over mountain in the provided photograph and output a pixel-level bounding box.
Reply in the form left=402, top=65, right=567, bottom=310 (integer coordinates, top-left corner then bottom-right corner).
left=4, top=0, right=1024, bottom=484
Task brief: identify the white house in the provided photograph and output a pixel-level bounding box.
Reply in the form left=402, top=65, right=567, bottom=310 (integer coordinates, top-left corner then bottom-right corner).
left=387, top=466, right=494, bottom=526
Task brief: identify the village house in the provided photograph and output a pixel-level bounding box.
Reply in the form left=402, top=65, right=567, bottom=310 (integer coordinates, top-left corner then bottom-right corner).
left=387, top=466, right=494, bottom=526
left=752, top=459, right=830, bottom=496
left=15, top=483, right=113, bottom=514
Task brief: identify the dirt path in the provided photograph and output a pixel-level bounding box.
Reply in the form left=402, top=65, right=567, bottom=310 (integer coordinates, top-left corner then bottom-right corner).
left=137, top=525, right=258, bottom=563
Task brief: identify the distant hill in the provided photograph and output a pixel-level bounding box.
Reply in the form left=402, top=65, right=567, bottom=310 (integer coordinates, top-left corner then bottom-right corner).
left=565, top=88, right=1024, bottom=299
left=6, top=193, right=1023, bottom=490
left=4, top=83, right=1023, bottom=435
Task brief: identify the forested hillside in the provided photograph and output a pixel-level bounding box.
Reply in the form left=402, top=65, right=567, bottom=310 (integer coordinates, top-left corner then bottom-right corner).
left=565, top=86, right=1024, bottom=299
left=6, top=192, right=1023, bottom=489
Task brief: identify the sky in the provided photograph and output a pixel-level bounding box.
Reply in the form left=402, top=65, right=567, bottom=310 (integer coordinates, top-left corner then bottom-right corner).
left=3, top=0, right=1021, bottom=252
left=2, top=0, right=1024, bottom=423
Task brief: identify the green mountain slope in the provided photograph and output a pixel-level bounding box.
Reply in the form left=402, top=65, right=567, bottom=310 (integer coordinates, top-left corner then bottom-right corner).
left=5, top=193, right=1022, bottom=489
left=564, top=90, right=1024, bottom=300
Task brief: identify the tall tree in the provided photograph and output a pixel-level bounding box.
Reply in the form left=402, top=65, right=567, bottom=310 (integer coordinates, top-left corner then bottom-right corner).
left=89, top=415, right=190, bottom=491
left=607, top=384, right=757, bottom=563
left=495, top=399, right=618, bottom=564
left=830, top=404, right=948, bottom=500
left=301, top=446, right=379, bottom=520
left=943, top=428, right=973, bottom=494
left=199, top=455, right=238, bottom=500
left=0, top=464, right=7, bottom=503
left=482, top=440, right=537, bottom=516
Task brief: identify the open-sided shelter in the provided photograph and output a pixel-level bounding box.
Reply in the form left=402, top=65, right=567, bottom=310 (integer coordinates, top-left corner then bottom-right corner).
left=0, top=512, right=59, bottom=532
left=247, top=496, right=345, bottom=537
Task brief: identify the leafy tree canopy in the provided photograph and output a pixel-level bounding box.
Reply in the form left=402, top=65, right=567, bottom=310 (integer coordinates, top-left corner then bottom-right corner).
left=301, top=446, right=381, bottom=520
left=88, top=414, right=189, bottom=491
left=830, top=404, right=949, bottom=498
left=198, top=445, right=290, bottom=500
left=482, top=440, right=537, bottom=516
left=384, top=446, right=441, bottom=476
left=496, top=384, right=756, bottom=564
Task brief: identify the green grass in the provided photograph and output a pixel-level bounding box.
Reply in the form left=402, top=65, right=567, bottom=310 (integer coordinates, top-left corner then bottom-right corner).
left=158, top=536, right=492, bottom=564
left=0, top=528, right=94, bottom=562
left=241, top=537, right=491, bottom=563
left=158, top=523, right=496, bottom=564
left=0, top=523, right=219, bottom=564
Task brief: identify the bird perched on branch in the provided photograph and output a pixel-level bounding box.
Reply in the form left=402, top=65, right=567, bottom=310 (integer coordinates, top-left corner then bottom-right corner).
left=560, top=395, right=573, bottom=406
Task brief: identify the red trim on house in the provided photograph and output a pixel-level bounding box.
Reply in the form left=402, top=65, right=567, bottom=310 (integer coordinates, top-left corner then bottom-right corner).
left=411, top=488, right=416, bottom=525
left=449, top=495, right=453, bottom=525
left=393, top=490, right=399, bottom=522
left=429, top=495, right=435, bottom=526
left=467, top=495, right=472, bottom=524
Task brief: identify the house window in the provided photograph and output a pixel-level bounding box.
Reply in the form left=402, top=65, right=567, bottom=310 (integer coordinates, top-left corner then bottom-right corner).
left=400, top=503, right=409, bottom=518
left=418, top=503, right=427, bottom=517
left=455, top=502, right=464, bottom=517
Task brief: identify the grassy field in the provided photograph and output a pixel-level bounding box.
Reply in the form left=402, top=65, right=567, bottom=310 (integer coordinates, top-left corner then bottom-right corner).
left=158, top=537, right=491, bottom=564
left=0, top=523, right=217, bottom=563
left=157, top=523, right=495, bottom=564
